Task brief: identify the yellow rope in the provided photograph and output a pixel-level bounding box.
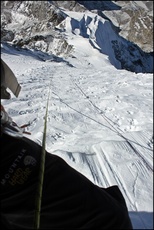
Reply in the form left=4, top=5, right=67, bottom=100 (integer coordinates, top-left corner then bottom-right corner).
left=34, top=80, right=51, bottom=229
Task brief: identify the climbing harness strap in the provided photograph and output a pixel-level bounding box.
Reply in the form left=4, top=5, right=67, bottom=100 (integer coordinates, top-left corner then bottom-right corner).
left=1, top=104, right=31, bottom=137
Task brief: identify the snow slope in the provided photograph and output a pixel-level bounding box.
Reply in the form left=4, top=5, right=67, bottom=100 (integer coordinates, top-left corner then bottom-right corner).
left=1, top=10, right=153, bottom=230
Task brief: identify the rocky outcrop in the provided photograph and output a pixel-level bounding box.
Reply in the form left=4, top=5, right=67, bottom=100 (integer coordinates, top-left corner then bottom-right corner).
left=1, top=1, right=73, bottom=57
left=102, top=1, right=153, bottom=52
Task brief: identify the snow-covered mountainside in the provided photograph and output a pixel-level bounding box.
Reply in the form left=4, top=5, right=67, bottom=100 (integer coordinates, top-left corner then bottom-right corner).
left=1, top=40, right=153, bottom=230
left=1, top=1, right=153, bottom=229
left=76, top=1, right=153, bottom=52
left=1, top=1, right=153, bottom=73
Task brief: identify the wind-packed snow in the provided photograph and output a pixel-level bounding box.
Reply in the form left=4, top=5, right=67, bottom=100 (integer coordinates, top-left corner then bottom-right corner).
left=1, top=9, right=153, bottom=230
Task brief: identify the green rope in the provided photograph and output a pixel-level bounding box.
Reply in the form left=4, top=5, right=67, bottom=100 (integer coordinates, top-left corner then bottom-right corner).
left=34, top=81, right=51, bottom=229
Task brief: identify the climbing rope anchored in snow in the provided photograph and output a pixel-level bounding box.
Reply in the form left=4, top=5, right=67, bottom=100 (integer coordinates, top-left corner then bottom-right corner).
left=34, top=79, right=51, bottom=229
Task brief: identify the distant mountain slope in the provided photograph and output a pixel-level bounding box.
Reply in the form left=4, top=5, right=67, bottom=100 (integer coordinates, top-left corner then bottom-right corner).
left=1, top=1, right=153, bottom=73
left=53, top=1, right=153, bottom=52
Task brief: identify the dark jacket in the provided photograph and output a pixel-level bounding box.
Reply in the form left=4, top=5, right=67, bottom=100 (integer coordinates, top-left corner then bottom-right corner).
left=1, top=133, right=133, bottom=229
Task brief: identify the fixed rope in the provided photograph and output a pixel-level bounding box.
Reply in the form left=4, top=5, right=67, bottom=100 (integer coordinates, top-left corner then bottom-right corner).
left=34, top=80, right=51, bottom=229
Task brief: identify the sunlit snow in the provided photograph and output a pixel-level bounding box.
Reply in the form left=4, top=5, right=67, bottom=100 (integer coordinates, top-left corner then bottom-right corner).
left=1, top=9, right=153, bottom=230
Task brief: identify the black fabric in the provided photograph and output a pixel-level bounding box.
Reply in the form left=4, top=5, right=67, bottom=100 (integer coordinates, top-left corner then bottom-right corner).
left=0, top=133, right=133, bottom=229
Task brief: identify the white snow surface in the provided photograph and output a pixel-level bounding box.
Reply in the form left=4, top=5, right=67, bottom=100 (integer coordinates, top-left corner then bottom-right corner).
left=1, top=10, right=153, bottom=230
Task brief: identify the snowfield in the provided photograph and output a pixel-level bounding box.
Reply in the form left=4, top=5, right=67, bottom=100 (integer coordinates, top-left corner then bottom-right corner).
left=1, top=10, right=153, bottom=228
